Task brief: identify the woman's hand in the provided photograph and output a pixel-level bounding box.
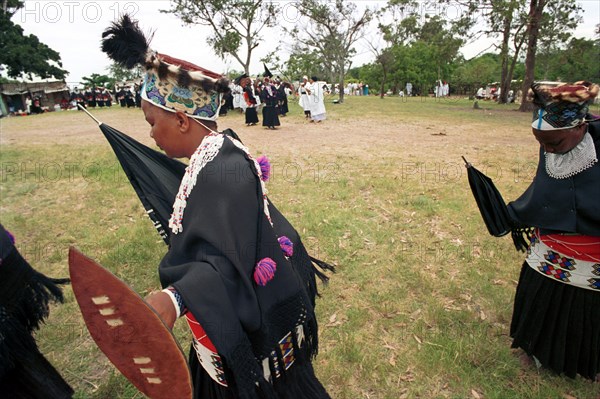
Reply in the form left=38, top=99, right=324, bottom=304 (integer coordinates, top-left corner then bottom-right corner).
left=145, top=291, right=177, bottom=330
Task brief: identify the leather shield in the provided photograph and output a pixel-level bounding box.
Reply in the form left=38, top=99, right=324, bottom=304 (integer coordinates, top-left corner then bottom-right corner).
left=68, top=247, right=192, bottom=399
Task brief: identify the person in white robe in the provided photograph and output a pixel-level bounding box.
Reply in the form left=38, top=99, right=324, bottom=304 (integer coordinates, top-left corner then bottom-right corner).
left=231, top=82, right=246, bottom=112
left=306, top=76, right=326, bottom=122
left=298, top=76, right=311, bottom=119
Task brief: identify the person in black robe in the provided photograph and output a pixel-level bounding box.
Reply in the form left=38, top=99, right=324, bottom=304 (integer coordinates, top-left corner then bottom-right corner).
left=276, top=79, right=289, bottom=117
left=498, top=81, right=600, bottom=380
left=101, top=14, right=331, bottom=398
left=116, top=87, right=127, bottom=107
left=242, top=78, right=259, bottom=126
left=71, top=89, right=86, bottom=109
left=0, top=224, right=73, bottom=398
left=259, top=77, right=280, bottom=130
left=86, top=88, right=96, bottom=107
left=96, top=87, right=105, bottom=107
left=125, top=87, right=135, bottom=108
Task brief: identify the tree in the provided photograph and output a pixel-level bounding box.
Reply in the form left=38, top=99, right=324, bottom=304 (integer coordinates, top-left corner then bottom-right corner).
left=0, top=0, right=67, bottom=80
left=536, top=37, right=600, bottom=82
left=106, top=62, right=143, bottom=84
left=264, top=46, right=328, bottom=83
left=518, top=0, right=582, bottom=111
left=373, top=1, right=463, bottom=97
left=81, top=73, right=113, bottom=89
left=451, top=53, right=503, bottom=93
left=518, top=0, right=546, bottom=111
left=284, top=0, right=373, bottom=103
left=451, top=0, right=581, bottom=105
left=163, top=0, right=278, bottom=74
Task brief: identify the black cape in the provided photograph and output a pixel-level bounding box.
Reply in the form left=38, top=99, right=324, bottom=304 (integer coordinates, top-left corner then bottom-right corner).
left=159, top=135, right=328, bottom=398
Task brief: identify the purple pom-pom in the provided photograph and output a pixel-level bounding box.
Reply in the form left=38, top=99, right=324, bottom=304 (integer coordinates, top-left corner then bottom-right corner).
left=257, top=155, right=271, bottom=182
left=254, top=257, right=277, bottom=286
left=278, top=236, right=294, bottom=257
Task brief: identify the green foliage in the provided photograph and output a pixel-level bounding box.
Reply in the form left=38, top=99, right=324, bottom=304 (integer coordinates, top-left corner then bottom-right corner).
left=285, top=49, right=329, bottom=81
left=536, top=37, right=600, bottom=82
left=106, top=62, right=143, bottom=84
left=451, top=53, right=504, bottom=92
left=369, top=4, right=464, bottom=96
left=81, top=73, right=113, bottom=89
left=162, top=0, right=278, bottom=73
left=283, top=0, right=373, bottom=101
left=0, top=13, right=67, bottom=79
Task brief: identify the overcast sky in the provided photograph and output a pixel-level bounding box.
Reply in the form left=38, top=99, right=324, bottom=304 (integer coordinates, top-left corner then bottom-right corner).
left=9, top=0, right=600, bottom=86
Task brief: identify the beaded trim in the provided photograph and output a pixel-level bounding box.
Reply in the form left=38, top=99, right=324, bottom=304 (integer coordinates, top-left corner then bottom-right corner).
left=169, top=133, right=272, bottom=234
left=169, top=133, right=224, bottom=234
left=162, top=286, right=187, bottom=318
left=545, top=132, right=597, bottom=179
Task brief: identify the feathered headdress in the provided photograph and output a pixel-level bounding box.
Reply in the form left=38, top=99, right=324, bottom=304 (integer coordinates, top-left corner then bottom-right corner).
left=101, top=15, right=230, bottom=121
left=529, top=81, right=599, bottom=131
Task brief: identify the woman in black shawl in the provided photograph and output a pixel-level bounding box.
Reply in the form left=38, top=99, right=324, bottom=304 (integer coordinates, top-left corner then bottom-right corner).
left=102, top=15, right=331, bottom=398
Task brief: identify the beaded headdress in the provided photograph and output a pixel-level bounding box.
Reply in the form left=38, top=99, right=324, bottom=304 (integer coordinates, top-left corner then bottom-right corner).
left=529, top=81, right=599, bottom=131
left=101, top=15, right=229, bottom=121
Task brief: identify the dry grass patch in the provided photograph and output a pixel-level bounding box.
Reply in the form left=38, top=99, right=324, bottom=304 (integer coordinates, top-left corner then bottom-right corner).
left=1, top=97, right=599, bottom=398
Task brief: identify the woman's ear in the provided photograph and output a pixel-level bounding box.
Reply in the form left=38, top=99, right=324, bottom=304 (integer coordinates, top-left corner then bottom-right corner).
left=174, top=111, right=190, bottom=133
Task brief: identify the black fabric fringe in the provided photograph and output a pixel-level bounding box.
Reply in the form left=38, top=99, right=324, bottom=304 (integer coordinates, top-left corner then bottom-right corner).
left=0, top=248, right=72, bottom=397
left=511, top=226, right=535, bottom=252
left=0, top=250, right=68, bottom=334
left=310, top=256, right=335, bottom=285
left=510, top=262, right=600, bottom=380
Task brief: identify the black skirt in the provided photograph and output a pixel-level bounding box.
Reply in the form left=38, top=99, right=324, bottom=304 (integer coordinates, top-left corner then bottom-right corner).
left=245, top=108, right=259, bottom=124
left=510, top=262, right=600, bottom=380
left=262, top=106, right=280, bottom=128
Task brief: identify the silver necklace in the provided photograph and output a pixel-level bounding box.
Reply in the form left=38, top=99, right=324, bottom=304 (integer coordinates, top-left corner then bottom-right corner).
left=545, top=132, right=597, bottom=179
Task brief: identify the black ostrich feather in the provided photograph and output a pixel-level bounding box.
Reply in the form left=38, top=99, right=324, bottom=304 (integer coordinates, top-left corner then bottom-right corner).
left=101, top=14, right=151, bottom=69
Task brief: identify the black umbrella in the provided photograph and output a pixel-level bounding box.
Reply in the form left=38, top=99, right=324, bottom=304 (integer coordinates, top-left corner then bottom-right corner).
left=79, top=105, right=186, bottom=244
left=462, top=156, right=511, bottom=237
left=80, top=107, right=334, bottom=280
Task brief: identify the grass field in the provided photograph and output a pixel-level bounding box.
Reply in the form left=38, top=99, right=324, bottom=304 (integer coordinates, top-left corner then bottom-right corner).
left=1, top=96, right=599, bottom=399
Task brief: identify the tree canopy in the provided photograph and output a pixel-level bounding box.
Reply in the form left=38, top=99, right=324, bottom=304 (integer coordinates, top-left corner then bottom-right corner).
left=163, top=0, right=278, bottom=74
left=283, top=0, right=373, bottom=102
left=0, top=0, right=67, bottom=80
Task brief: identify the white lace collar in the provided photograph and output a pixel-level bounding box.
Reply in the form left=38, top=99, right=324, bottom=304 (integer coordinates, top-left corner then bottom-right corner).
left=545, top=132, right=597, bottom=179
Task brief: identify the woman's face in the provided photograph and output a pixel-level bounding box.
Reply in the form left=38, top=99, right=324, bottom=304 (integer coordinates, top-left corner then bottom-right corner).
left=141, top=100, right=183, bottom=158
left=532, top=123, right=587, bottom=154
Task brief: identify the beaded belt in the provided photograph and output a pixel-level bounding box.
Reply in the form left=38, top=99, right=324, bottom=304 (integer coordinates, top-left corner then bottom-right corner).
left=526, top=230, right=600, bottom=291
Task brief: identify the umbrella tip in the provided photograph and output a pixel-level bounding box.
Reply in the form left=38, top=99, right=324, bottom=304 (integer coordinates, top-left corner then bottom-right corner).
left=461, top=156, right=471, bottom=167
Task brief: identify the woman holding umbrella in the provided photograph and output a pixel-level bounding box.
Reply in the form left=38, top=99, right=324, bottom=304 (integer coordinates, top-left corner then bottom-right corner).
left=101, top=15, right=331, bottom=399
left=501, top=81, right=599, bottom=380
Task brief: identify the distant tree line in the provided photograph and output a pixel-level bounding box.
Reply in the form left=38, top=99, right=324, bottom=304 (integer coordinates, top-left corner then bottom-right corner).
left=2, top=0, right=597, bottom=111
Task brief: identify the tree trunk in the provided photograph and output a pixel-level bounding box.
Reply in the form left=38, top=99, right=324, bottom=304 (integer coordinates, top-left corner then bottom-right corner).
left=379, top=74, right=386, bottom=99
left=338, top=71, right=345, bottom=103
left=519, top=0, right=546, bottom=112
left=499, top=15, right=512, bottom=104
